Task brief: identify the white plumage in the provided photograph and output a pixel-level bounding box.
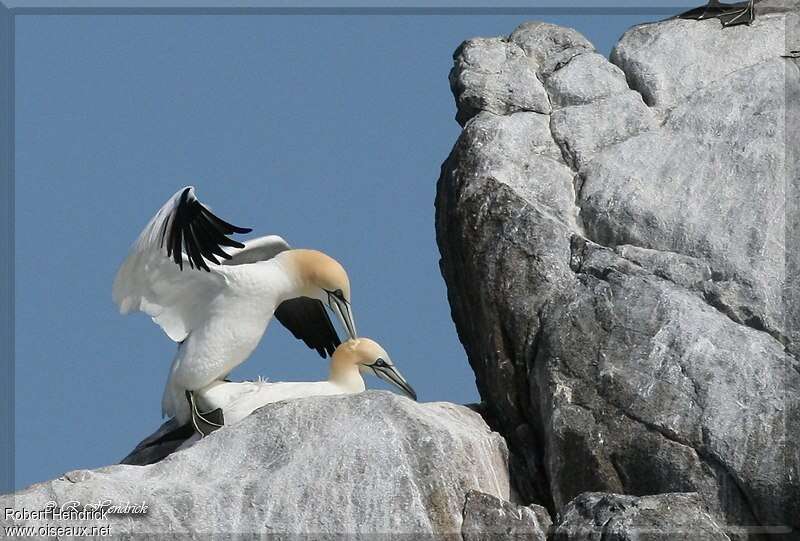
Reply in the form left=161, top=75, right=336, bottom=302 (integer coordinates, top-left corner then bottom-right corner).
left=190, top=337, right=415, bottom=434
left=113, top=187, right=357, bottom=423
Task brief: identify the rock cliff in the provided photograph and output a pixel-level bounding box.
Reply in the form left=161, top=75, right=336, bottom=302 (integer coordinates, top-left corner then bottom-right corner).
left=437, top=6, right=798, bottom=538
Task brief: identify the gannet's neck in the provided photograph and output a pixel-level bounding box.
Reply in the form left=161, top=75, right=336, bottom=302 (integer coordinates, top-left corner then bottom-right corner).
left=271, top=251, right=315, bottom=303
left=328, top=361, right=366, bottom=394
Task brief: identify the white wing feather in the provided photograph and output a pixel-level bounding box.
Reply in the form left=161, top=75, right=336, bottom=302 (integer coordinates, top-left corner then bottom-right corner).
left=222, top=235, right=291, bottom=266
left=112, top=188, right=226, bottom=342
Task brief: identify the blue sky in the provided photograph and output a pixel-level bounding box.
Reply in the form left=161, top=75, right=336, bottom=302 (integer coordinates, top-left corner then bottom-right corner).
left=12, top=6, right=689, bottom=490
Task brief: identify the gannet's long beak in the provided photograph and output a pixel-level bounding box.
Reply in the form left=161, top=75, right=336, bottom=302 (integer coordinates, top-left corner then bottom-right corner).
left=372, top=363, right=417, bottom=401
left=330, top=296, right=357, bottom=340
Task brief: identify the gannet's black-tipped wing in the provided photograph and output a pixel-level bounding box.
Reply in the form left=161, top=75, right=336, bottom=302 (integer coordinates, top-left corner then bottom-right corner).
left=275, top=298, right=341, bottom=358
left=161, top=187, right=252, bottom=272
left=113, top=186, right=245, bottom=342
left=222, top=235, right=341, bottom=358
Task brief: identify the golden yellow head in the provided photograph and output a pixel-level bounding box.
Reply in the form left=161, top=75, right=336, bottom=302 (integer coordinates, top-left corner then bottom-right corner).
left=332, top=338, right=388, bottom=367
left=331, top=338, right=417, bottom=400
left=285, top=249, right=356, bottom=339
left=290, top=249, right=351, bottom=301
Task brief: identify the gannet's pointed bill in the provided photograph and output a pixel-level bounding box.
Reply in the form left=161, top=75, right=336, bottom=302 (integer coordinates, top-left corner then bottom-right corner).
left=327, top=288, right=357, bottom=340
left=336, top=338, right=417, bottom=400
left=371, top=359, right=416, bottom=401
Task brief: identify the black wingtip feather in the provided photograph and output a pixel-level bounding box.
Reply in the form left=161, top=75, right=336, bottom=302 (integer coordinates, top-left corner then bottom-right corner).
left=189, top=223, right=220, bottom=266
left=183, top=227, right=210, bottom=272
left=194, top=218, right=235, bottom=260
left=200, top=207, right=252, bottom=235
left=161, top=189, right=251, bottom=271
left=171, top=226, right=184, bottom=270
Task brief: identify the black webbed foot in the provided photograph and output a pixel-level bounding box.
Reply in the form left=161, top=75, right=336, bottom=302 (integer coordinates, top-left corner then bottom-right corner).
left=186, top=390, right=225, bottom=437
left=719, top=1, right=755, bottom=26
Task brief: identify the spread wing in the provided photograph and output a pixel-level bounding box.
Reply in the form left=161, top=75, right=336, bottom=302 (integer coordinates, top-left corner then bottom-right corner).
left=275, top=297, right=340, bottom=357
left=112, top=186, right=251, bottom=342
left=113, top=187, right=341, bottom=356
left=224, top=235, right=341, bottom=357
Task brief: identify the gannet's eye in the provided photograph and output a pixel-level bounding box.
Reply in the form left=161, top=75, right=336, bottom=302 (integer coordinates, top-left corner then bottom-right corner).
left=373, top=358, right=387, bottom=368
left=325, top=288, right=346, bottom=302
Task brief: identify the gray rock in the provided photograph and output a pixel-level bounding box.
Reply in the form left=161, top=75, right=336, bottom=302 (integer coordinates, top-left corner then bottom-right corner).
left=551, top=492, right=731, bottom=540
left=509, top=21, right=594, bottom=67
left=454, top=111, right=578, bottom=229
left=550, top=91, right=656, bottom=170
left=461, top=490, right=551, bottom=541
left=448, top=22, right=600, bottom=128
left=544, top=52, right=630, bottom=108
left=437, top=46, right=587, bottom=504
left=610, top=11, right=790, bottom=112
left=579, top=57, right=791, bottom=345
left=543, top=238, right=799, bottom=530
left=450, top=37, right=550, bottom=126
left=614, top=244, right=713, bottom=291
left=788, top=56, right=800, bottom=357
left=437, top=13, right=799, bottom=537
left=1, top=392, right=512, bottom=537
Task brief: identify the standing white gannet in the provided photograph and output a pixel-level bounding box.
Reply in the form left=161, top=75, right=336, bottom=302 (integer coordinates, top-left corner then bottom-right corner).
left=112, top=186, right=358, bottom=425
left=188, top=338, right=417, bottom=435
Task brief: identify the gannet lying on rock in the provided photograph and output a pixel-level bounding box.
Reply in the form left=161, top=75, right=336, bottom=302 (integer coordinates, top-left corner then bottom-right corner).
left=113, top=187, right=358, bottom=426
left=189, top=337, right=417, bottom=436
left=122, top=338, right=415, bottom=463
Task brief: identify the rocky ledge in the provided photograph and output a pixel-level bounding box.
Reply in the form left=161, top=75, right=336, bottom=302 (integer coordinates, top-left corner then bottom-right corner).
left=2, top=392, right=513, bottom=537
left=437, top=4, right=799, bottom=539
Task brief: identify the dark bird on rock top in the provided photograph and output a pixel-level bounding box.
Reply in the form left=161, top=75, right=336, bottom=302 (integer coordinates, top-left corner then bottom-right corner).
left=679, top=0, right=758, bottom=27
